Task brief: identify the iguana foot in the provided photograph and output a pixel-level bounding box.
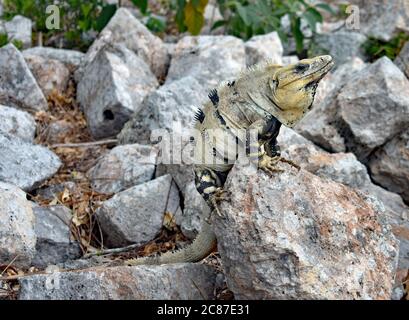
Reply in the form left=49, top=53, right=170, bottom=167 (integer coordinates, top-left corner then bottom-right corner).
left=207, top=188, right=228, bottom=221
left=259, top=155, right=300, bottom=175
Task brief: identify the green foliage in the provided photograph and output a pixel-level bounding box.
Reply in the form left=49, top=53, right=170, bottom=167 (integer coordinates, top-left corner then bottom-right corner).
left=363, top=32, right=409, bottom=62
left=132, top=0, right=167, bottom=33
left=0, top=33, right=24, bottom=50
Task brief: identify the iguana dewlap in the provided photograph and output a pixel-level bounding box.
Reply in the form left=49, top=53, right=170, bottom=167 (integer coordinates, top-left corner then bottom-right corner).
left=126, top=55, right=334, bottom=266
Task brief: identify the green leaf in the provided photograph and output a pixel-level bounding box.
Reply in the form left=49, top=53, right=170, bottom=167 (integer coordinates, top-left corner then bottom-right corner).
left=235, top=3, right=250, bottom=26
left=291, top=17, right=304, bottom=54
left=315, top=3, right=336, bottom=15
left=95, top=4, right=117, bottom=32
left=176, top=0, right=187, bottom=32
left=184, top=0, right=208, bottom=35
left=131, top=0, right=148, bottom=14
left=211, top=20, right=227, bottom=31
left=146, top=16, right=166, bottom=33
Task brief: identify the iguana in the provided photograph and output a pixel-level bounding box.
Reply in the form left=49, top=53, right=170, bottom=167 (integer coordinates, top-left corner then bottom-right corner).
left=126, top=55, right=334, bottom=266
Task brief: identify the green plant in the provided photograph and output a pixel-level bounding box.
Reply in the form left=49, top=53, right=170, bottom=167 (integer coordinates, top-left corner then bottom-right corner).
left=363, top=32, right=409, bottom=62
left=0, top=33, right=24, bottom=49
left=132, top=0, right=167, bottom=33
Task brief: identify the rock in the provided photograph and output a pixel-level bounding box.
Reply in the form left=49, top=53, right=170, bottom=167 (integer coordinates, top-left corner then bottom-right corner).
left=118, top=76, right=204, bottom=145
left=245, top=32, right=283, bottom=67
left=180, top=181, right=211, bottom=239
left=0, top=132, right=61, bottom=191
left=1, top=15, right=32, bottom=49
left=311, top=30, right=367, bottom=66
left=369, top=128, right=409, bottom=204
left=337, top=57, right=409, bottom=162
left=395, top=41, right=409, bottom=79
left=23, top=47, right=85, bottom=69
left=166, top=35, right=246, bottom=89
left=76, top=8, right=169, bottom=81
left=0, top=44, right=48, bottom=112
left=95, top=175, right=174, bottom=247
left=0, top=182, right=36, bottom=268
left=215, top=162, right=399, bottom=299
left=87, top=144, right=158, bottom=194
left=296, top=57, right=367, bottom=153
left=77, top=44, right=158, bottom=139
left=0, top=104, right=36, bottom=142
left=18, top=263, right=217, bottom=300
left=24, top=54, right=70, bottom=97
left=32, top=206, right=81, bottom=268
left=349, top=0, right=409, bottom=41
left=282, top=55, right=299, bottom=65
left=35, top=181, right=76, bottom=202
left=43, top=120, right=75, bottom=144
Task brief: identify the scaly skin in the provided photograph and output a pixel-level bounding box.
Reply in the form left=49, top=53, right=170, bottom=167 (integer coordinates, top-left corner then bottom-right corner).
left=126, top=55, right=334, bottom=266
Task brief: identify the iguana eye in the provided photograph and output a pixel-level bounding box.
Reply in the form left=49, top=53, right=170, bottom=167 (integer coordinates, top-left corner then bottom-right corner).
left=295, top=63, right=309, bottom=73
left=269, top=78, right=279, bottom=91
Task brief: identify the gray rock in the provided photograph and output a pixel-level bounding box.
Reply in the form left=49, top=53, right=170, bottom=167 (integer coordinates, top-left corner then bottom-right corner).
left=337, top=57, right=409, bottom=162
left=245, top=32, right=283, bottom=67
left=0, top=44, right=48, bottom=112
left=118, top=76, right=204, bottom=145
left=215, top=162, right=399, bottom=299
left=311, top=30, right=367, bottom=66
left=32, top=206, right=81, bottom=268
left=87, top=144, right=158, bottom=194
left=43, top=120, right=75, bottom=144
left=296, top=57, right=367, bottom=153
left=0, top=182, right=36, bottom=268
left=282, top=55, right=299, bottom=65
left=76, top=7, right=169, bottom=81
left=0, top=132, right=61, bottom=191
left=24, top=54, right=70, bottom=97
left=77, top=44, right=158, bottom=139
left=1, top=15, right=32, bottom=49
left=180, top=181, right=211, bottom=239
left=18, top=263, right=217, bottom=300
left=166, top=35, right=246, bottom=89
left=23, top=47, right=85, bottom=69
left=0, top=104, right=36, bottom=142
left=35, top=182, right=76, bottom=202
left=95, top=175, right=174, bottom=247
left=369, top=128, right=409, bottom=204
left=348, top=0, right=409, bottom=41
left=395, top=41, right=409, bottom=79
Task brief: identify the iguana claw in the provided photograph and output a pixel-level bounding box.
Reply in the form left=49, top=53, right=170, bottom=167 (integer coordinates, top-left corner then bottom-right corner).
left=259, top=155, right=300, bottom=175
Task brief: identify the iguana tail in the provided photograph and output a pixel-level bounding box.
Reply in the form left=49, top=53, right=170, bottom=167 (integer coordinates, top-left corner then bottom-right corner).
left=125, top=219, right=216, bottom=266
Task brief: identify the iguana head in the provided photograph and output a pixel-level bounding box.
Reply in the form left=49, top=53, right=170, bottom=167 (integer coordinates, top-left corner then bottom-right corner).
left=267, top=55, right=334, bottom=127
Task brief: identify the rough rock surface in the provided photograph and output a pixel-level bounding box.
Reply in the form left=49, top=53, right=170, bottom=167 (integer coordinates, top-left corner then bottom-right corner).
left=369, top=128, right=409, bottom=204
left=245, top=32, right=283, bottom=67
left=349, top=0, right=409, bottom=41
left=337, top=57, right=409, bottom=161
left=0, top=132, right=61, bottom=191
left=77, top=44, right=158, bottom=139
left=395, top=41, right=409, bottom=79
left=1, top=15, right=32, bottom=49
left=24, top=54, right=70, bottom=97
left=0, top=104, right=36, bottom=142
left=311, top=30, right=367, bottom=66
left=0, top=44, right=48, bottom=111
left=43, top=120, right=75, bottom=144
left=95, top=175, right=174, bottom=247
left=215, top=163, right=399, bottom=299
left=32, top=206, right=81, bottom=268
left=296, top=57, right=366, bottom=153
left=0, top=182, right=36, bottom=268
left=18, top=263, right=217, bottom=300
left=166, top=35, right=246, bottom=89
left=76, top=8, right=169, bottom=81
left=87, top=144, right=158, bottom=194
left=23, top=47, right=85, bottom=69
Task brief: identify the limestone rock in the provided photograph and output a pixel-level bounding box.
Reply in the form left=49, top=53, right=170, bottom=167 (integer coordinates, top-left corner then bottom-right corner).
left=87, top=144, right=158, bottom=194
left=166, top=35, right=246, bottom=89
left=77, top=44, right=158, bottom=139
left=395, top=41, right=409, bottom=79
left=24, top=54, right=70, bottom=97
left=0, top=132, right=61, bottom=191
left=18, top=263, right=217, bottom=300
left=23, top=47, right=85, bottom=69
left=245, top=32, right=283, bottom=67
left=0, top=44, right=48, bottom=111
left=95, top=175, right=174, bottom=247
left=1, top=15, right=32, bottom=49
left=32, top=206, right=81, bottom=268
left=0, top=104, right=36, bottom=142
left=215, top=163, right=399, bottom=299
left=0, top=182, right=36, bottom=268
left=76, top=8, right=169, bottom=81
